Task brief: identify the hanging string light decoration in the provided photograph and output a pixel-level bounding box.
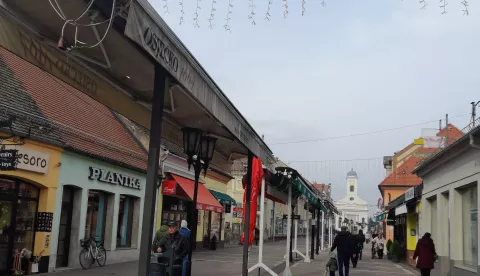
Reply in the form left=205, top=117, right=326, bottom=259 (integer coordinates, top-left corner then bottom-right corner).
left=302, top=0, right=306, bottom=16
left=194, top=0, right=202, bottom=27
left=283, top=0, right=289, bottom=19
left=419, top=0, right=428, bottom=10
left=178, top=0, right=185, bottom=25
left=163, top=0, right=169, bottom=13
left=208, top=0, right=217, bottom=29
left=265, top=0, right=273, bottom=21
left=439, top=0, right=448, bottom=14
left=248, top=0, right=256, bottom=25
left=461, top=0, right=469, bottom=15
left=321, top=0, right=327, bottom=7
left=224, top=0, right=234, bottom=32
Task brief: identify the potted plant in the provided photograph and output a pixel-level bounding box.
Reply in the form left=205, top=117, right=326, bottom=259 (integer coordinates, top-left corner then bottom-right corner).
left=391, top=241, right=401, bottom=263
left=386, top=239, right=393, bottom=260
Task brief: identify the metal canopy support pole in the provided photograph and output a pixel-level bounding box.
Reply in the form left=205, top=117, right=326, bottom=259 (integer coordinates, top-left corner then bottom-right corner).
left=316, top=209, right=320, bottom=254
left=321, top=211, right=324, bottom=251
left=283, top=182, right=293, bottom=276
left=304, top=201, right=311, bottom=263
left=248, top=176, right=278, bottom=276
left=329, top=214, right=333, bottom=248
left=138, top=64, right=166, bottom=276
left=242, top=151, right=254, bottom=276
left=292, top=198, right=307, bottom=261
left=186, top=165, right=201, bottom=276
left=310, top=215, right=315, bottom=260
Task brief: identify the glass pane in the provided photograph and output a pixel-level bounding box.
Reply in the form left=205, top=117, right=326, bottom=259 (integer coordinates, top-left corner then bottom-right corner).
left=18, top=182, right=39, bottom=198
left=117, top=196, right=133, bottom=248
left=14, top=200, right=36, bottom=253
left=0, top=179, right=15, bottom=195
left=85, top=191, right=107, bottom=240
left=0, top=201, right=12, bottom=271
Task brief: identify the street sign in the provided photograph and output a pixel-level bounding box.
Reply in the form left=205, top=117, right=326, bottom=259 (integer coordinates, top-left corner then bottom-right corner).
left=405, top=187, right=415, bottom=201
left=0, top=149, right=17, bottom=171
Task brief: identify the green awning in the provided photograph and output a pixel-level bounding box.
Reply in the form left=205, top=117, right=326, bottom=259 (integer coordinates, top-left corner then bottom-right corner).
left=208, top=189, right=236, bottom=205
left=376, top=212, right=387, bottom=222
left=293, top=179, right=320, bottom=206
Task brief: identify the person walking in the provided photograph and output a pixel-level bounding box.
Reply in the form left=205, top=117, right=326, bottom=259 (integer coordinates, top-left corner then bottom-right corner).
left=326, top=251, right=339, bottom=276
left=413, top=232, right=437, bottom=276
left=331, top=226, right=354, bottom=276
left=372, top=233, right=385, bottom=259
left=357, top=230, right=366, bottom=260
left=178, top=220, right=191, bottom=276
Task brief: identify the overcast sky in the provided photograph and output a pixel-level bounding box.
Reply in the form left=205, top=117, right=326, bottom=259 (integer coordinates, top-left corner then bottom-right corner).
left=150, top=0, right=479, bottom=210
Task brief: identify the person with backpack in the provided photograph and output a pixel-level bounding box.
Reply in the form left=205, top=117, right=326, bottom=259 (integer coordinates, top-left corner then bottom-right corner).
left=357, top=230, right=366, bottom=260
left=330, top=226, right=354, bottom=276
left=326, top=251, right=339, bottom=276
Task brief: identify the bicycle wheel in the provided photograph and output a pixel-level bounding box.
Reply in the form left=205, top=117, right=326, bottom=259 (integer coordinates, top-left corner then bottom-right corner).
left=79, top=248, right=93, bottom=269
left=96, top=247, right=107, bottom=267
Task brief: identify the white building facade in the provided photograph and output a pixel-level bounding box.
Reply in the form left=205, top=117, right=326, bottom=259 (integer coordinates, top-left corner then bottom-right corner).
left=335, top=169, right=368, bottom=233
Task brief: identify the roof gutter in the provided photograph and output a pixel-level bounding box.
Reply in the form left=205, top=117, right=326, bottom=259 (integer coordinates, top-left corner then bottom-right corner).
left=470, top=133, right=480, bottom=150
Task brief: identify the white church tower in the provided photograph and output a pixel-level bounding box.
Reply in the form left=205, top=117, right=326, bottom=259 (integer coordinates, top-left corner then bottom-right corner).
left=335, top=169, right=369, bottom=233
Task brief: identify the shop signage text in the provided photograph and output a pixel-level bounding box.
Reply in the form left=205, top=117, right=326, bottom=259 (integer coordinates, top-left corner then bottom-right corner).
left=0, top=149, right=18, bottom=171
left=196, top=202, right=223, bottom=213
left=89, top=167, right=141, bottom=190
left=405, top=187, right=415, bottom=202
left=143, top=27, right=179, bottom=72
left=16, top=147, right=50, bottom=174
left=162, top=180, right=176, bottom=195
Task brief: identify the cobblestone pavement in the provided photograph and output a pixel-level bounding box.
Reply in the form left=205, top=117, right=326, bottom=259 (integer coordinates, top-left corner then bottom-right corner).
left=41, top=239, right=307, bottom=276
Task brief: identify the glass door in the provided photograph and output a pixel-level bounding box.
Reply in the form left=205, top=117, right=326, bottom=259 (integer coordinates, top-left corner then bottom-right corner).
left=0, top=200, right=12, bottom=273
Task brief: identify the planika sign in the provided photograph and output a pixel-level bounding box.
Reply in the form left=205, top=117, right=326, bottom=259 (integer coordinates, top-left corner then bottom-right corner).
left=88, top=167, right=141, bottom=190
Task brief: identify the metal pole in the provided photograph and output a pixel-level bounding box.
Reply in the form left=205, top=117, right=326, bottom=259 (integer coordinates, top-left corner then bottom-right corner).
left=316, top=209, right=320, bottom=254
left=186, top=166, right=201, bottom=276
left=304, top=201, right=310, bottom=262
left=310, top=221, right=315, bottom=260
left=242, top=151, right=254, bottom=276
left=445, top=114, right=449, bottom=146
left=258, top=176, right=266, bottom=263
left=283, top=181, right=293, bottom=276
left=321, top=211, right=324, bottom=251
left=290, top=205, right=294, bottom=262
left=138, top=64, right=166, bottom=276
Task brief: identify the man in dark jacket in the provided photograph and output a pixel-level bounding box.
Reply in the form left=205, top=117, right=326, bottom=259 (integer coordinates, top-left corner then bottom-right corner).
left=154, top=221, right=190, bottom=265
left=331, top=226, right=355, bottom=276
left=357, top=230, right=366, bottom=260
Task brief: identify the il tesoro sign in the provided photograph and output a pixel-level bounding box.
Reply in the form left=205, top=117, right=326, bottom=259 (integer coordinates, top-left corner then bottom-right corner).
left=16, top=147, right=50, bottom=174
left=88, top=167, right=141, bottom=190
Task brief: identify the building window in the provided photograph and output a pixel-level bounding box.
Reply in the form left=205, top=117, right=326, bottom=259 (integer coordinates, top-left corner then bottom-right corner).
left=85, top=191, right=108, bottom=240
left=350, top=185, right=354, bottom=192
left=428, top=196, right=437, bottom=244
left=117, top=195, right=134, bottom=248
left=460, top=185, right=478, bottom=267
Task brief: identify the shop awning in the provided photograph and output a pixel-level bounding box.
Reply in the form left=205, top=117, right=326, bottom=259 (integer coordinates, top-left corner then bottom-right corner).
left=395, top=204, right=407, bottom=215
left=208, top=189, right=236, bottom=206
left=376, top=212, right=387, bottom=222
left=170, top=174, right=223, bottom=213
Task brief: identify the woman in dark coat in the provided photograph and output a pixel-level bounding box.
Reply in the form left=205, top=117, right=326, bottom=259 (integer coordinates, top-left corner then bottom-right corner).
left=413, top=232, right=437, bottom=276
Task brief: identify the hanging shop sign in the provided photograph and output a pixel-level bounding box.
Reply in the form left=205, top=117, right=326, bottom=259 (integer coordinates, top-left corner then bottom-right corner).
left=15, top=147, right=50, bottom=174
left=162, top=180, right=177, bottom=195
left=405, top=187, right=415, bottom=202
left=0, top=149, right=17, bottom=171
left=88, top=167, right=141, bottom=190
left=35, top=212, right=53, bottom=232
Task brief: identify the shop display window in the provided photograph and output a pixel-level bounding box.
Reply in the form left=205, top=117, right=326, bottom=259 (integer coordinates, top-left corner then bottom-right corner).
left=85, top=191, right=108, bottom=241
left=18, top=182, right=39, bottom=198
left=161, top=197, right=187, bottom=228
left=117, top=195, right=134, bottom=248
left=211, top=212, right=221, bottom=239
left=0, top=179, right=15, bottom=195
left=15, top=200, right=36, bottom=251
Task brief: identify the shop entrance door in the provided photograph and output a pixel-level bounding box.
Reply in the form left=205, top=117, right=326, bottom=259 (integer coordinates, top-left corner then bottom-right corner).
left=56, top=186, right=74, bottom=268
left=0, top=200, right=13, bottom=276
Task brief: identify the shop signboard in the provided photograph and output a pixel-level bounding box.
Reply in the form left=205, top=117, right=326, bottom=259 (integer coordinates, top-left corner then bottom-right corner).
left=15, top=147, right=50, bottom=174
left=0, top=149, right=17, bottom=171
left=35, top=212, right=53, bottom=232
left=162, top=180, right=177, bottom=195
left=405, top=187, right=415, bottom=202
left=88, top=167, right=141, bottom=190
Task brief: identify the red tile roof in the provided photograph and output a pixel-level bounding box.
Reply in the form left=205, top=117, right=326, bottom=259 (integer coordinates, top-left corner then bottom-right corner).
left=380, top=156, right=422, bottom=186
left=0, top=47, right=148, bottom=171
left=437, top=123, right=464, bottom=145
left=313, top=183, right=330, bottom=194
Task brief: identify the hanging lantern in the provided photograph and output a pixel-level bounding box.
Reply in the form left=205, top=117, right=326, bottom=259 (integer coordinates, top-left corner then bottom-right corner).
left=199, top=135, right=217, bottom=175
left=181, top=127, right=202, bottom=170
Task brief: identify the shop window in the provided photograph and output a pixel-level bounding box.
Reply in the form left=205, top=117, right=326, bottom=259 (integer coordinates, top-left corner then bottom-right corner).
left=428, top=197, right=437, bottom=243
left=15, top=199, right=37, bottom=254
left=0, top=179, right=15, bottom=195
left=117, top=195, right=135, bottom=248
left=85, top=191, right=108, bottom=241
left=350, top=185, right=354, bottom=192
left=460, top=185, right=478, bottom=267
left=18, top=182, right=39, bottom=198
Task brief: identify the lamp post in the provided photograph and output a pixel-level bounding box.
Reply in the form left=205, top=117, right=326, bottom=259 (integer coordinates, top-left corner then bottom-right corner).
left=182, top=127, right=217, bottom=276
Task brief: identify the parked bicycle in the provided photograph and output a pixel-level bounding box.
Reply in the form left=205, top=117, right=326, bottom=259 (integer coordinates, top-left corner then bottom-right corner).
left=79, top=237, right=107, bottom=269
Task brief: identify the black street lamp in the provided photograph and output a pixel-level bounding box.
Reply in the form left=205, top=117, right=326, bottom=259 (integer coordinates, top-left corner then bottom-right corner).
left=182, top=127, right=217, bottom=276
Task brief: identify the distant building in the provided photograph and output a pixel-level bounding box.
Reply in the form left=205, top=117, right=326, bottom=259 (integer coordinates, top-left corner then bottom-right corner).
left=335, top=169, right=369, bottom=233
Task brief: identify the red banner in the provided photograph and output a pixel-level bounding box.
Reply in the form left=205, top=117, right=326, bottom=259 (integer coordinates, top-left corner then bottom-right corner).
left=240, top=158, right=263, bottom=246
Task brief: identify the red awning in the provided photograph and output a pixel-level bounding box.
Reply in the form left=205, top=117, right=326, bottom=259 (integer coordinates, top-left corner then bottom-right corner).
left=170, top=174, right=223, bottom=213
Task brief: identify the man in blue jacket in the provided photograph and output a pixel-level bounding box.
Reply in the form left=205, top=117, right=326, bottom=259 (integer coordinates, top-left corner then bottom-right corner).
left=179, top=220, right=191, bottom=276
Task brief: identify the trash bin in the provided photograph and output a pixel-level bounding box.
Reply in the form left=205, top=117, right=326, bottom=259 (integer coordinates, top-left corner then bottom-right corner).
left=150, top=263, right=167, bottom=276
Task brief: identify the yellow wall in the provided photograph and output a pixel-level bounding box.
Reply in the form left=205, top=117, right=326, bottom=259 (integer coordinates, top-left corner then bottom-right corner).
left=0, top=139, right=63, bottom=255
left=406, top=213, right=418, bottom=250
left=204, top=175, right=228, bottom=241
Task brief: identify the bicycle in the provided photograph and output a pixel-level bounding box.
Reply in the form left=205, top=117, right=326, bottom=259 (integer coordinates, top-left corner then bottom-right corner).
left=79, top=237, right=107, bottom=269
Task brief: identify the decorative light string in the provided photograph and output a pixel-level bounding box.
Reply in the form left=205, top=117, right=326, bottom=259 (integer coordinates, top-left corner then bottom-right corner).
left=439, top=0, right=448, bottom=14
left=224, top=0, right=233, bottom=33
left=283, top=0, right=289, bottom=19
left=461, top=0, right=469, bottom=15
left=194, top=0, right=201, bottom=27
left=302, top=0, right=306, bottom=16
left=419, top=0, right=428, bottom=9
left=249, top=0, right=256, bottom=25
left=321, top=0, right=326, bottom=7
left=178, top=0, right=185, bottom=25
left=208, top=0, right=217, bottom=29
left=265, top=0, right=273, bottom=21
left=162, top=0, right=169, bottom=13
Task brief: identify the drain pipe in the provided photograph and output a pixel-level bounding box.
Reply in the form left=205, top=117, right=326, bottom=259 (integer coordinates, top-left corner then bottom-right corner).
left=470, top=134, right=480, bottom=150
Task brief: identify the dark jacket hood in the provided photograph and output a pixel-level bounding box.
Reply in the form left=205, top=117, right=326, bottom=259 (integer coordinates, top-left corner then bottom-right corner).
left=338, top=231, right=350, bottom=236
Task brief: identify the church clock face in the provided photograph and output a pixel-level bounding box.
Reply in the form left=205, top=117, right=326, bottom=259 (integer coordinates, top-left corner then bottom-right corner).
left=350, top=197, right=354, bottom=201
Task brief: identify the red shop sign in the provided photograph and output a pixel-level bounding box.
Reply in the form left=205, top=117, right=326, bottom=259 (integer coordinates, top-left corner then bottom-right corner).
left=162, top=180, right=177, bottom=195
